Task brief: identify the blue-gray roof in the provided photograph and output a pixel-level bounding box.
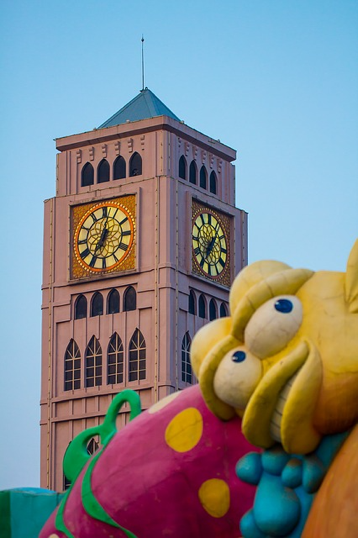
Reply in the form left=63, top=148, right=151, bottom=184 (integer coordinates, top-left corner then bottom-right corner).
left=98, top=88, right=181, bottom=128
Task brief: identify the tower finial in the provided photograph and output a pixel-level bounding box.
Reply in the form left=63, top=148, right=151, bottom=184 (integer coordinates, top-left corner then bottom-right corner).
left=141, top=35, right=145, bottom=91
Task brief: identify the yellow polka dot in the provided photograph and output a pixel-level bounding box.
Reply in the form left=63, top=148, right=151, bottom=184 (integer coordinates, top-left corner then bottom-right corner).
left=49, top=534, right=60, bottom=538
left=148, top=391, right=181, bottom=414
left=165, top=407, right=203, bottom=452
left=198, top=479, right=230, bottom=518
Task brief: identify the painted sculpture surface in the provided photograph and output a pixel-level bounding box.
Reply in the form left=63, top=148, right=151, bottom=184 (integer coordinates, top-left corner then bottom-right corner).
left=41, top=240, right=358, bottom=538
left=40, top=385, right=257, bottom=538
left=191, top=239, right=358, bottom=537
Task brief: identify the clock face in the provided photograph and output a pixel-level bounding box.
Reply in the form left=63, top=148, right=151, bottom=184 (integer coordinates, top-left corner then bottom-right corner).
left=192, top=210, right=228, bottom=278
left=74, top=201, right=135, bottom=273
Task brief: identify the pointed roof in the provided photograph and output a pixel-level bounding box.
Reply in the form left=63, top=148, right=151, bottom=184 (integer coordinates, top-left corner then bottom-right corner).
left=98, top=88, right=181, bottom=129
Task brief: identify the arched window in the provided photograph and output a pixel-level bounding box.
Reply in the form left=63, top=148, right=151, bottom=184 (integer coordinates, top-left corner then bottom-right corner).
left=210, top=171, right=217, bottom=194
left=81, top=162, right=94, bottom=187
left=188, top=290, right=196, bottom=315
left=107, top=333, right=124, bottom=384
left=179, top=156, right=187, bottom=180
left=91, top=292, right=103, bottom=317
left=220, top=303, right=228, bottom=318
left=200, top=166, right=207, bottom=189
left=123, top=286, right=136, bottom=311
left=64, top=339, right=81, bottom=391
left=97, top=159, right=110, bottom=183
left=129, top=152, right=142, bottom=177
left=198, top=294, right=206, bottom=319
left=113, top=156, right=126, bottom=180
left=107, top=289, right=120, bottom=314
left=181, top=332, right=192, bottom=384
left=128, top=329, right=146, bottom=382
left=189, top=161, right=197, bottom=184
left=209, top=299, right=217, bottom=321
left=85, top=336, right=102, bottom=387
left=75, top=294, right=87, bottom=320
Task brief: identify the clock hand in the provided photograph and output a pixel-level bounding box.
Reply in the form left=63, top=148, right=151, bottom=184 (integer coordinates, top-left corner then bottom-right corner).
left=206, top=224, right=220, bottom=256
left=95, top=226, right=109, bottom=252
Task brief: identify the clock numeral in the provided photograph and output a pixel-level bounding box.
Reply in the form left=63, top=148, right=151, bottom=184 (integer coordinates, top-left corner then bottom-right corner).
left=102, top=207, right=108, bottom=218
left=219, top=234, right=225, bottom=241
left=80, top=248, right=90, bottom=259
left=78, top=239, right=87, bottom=245
left=111, top=208, right=118, bottom=219
left=200, top=214, right=206, bottom=226
left=119, top=242, right=129, bottom=251
left=122, top=230, right=131, bottom=236
left=221, top=247, right=227, bottom=254
left=89, top=256, right=97, bottom=268
left=102, top=258, right=107, bottom=270
left=199, top=257, right=205, bottom=268
left=194, top=247, right=201, bottom=256
left=207, top=265, right=212, bottom=276
left=113, top=253, right=119, bottom=262
left=90, top=213, right=98, bottom=223
left=218, top=256, right=226, bottom=268
left=119, top=216, right=128, bottom=226
left=208, top=214, right=212, bottom=225
left=192, top=233, right=199, bottom=241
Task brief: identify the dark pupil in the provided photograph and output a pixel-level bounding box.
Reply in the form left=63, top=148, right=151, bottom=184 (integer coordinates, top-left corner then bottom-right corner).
left=232, top=350, right=246, bottom=363
left=275, top=299, right=293, bottom=313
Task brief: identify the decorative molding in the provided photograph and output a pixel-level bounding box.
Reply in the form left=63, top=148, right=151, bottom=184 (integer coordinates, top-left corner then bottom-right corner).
left=202, top=150, right=207, bottom=164
left=128, top=138, right=134, bottom=153
left=185, top=142, right=190, bottom=157
left=114, top=141, right=120, bottom=156
left=210, top=154, right=214, bottom=169
left=89, top=147, right=94, bottom=161
left=102, top=144, right=107, bottom=158
left=140, top=135, right=145, bottom=150
left=218, top=159, right=223, bottom=173
left=76, top=150, right=82, bottom=164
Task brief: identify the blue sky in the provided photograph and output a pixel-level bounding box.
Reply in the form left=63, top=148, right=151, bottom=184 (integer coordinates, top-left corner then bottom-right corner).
left=0, top=1, right=357, bottom=489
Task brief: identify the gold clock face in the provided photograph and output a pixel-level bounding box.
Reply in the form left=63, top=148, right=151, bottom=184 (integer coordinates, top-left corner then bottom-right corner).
left=74, top=201, right=135, bottom=273
left=192, top=211, right=228, bottom=278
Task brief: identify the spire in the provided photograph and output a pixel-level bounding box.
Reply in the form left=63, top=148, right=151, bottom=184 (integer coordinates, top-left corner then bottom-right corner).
left=141, top=35, right=145, bottom=91
left=98, top=89, right=181, bottom=129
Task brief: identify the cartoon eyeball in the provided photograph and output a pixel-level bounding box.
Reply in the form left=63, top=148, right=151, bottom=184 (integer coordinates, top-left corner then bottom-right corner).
left=213, top=347, right=262, bottom=409
left=245, top=296, right=303, bottom=359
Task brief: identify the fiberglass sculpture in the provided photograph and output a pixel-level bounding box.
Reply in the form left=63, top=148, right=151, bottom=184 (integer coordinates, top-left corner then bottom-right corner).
left=41, top=240, right=358, bottom=538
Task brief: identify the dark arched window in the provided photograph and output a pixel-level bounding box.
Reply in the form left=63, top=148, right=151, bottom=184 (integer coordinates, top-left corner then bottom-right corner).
left=124, top=286, right=136, bottom=311
left=91, top=292, right=103, bottom=317
left=129, top=152, right=142, bottom=177
left=209, top=299, right=217, bottom=321
left=107, top=289, right=120, bottom=314
left=64, top=339, right=81, bottom=391
left=75, top=295, right=87, bottom=320
left=199, top=294, right=206, bottom=319
left=189, top=161, right=197, bottom=184
left=220, top=303, right=228, bottom=318
left=97, top=159, right=110, bottom=183
left=179, top=156, right=187, bottom=180
left=200, top=166, right=207, bottom=189
left=181, top=332, right=192, bottom=384
left=129, top=329, right=146, bottom=382
left=210, top=171, right=217, bottom=194
left=188, top=290, right=196, bottom=315
left=113, top=156, right=126, bottom=180
left=107, top=333, right=124, bottom=384
left=81, top=162, right=94, bottom=187
left=85, top=336, right=102, bottom=387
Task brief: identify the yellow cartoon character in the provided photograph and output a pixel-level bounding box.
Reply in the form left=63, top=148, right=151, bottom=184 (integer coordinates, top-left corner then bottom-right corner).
left=191, top=240, right=358, bottom=456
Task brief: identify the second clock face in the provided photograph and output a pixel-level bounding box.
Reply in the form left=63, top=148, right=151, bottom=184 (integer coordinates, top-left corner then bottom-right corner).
left=74, top=201, right=135, bottom=273
left=192, top=211, right=228, bottom=278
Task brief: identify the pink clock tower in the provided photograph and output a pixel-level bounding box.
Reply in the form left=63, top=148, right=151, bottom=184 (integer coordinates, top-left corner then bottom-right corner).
left=40, top=88, right=248, bottom=490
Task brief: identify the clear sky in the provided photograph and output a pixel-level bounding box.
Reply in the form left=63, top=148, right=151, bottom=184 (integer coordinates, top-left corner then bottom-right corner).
left=0, top=1, right=357, bottom=489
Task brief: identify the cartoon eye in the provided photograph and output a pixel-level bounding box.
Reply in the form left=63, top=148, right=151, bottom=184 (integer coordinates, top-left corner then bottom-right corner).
left=245, top=295, right=303, bottom=359
left=213, top=347, right=262, bottom=409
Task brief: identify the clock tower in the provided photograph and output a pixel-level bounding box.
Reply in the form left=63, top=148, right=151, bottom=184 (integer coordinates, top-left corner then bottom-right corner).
left=40, top=88, right=248, bottom=490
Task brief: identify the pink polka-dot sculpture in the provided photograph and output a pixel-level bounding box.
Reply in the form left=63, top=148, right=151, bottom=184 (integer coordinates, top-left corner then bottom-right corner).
left=40, top=384, right=258, bottom=538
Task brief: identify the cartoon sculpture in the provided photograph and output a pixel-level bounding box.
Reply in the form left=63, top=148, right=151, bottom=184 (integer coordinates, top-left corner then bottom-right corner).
left=191, top=239, right=358, bottom=537
left=40, top=240, right=358, bottom=538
